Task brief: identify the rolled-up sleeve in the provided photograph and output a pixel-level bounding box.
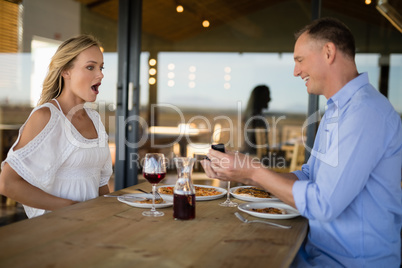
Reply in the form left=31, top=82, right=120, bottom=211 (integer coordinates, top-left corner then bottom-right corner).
left=292, top=165, right=310, bottom=214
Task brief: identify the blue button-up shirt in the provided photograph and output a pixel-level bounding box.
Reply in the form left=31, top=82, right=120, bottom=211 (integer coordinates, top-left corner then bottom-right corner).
left=291, top=73, right=402, bottom=267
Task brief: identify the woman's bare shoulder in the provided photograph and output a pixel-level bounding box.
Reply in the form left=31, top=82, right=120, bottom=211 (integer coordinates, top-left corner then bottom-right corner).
left=14, top=106, right=52, bottom=150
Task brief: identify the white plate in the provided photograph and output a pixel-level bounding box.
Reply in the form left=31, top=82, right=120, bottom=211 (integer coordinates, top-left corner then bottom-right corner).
left=117, top=193, right=173, bottom=208
left=230, top=186, right=279, bottom=202
left=238, top=202, right=300, bottom=219
left=157, top=184, right=227, bottom=201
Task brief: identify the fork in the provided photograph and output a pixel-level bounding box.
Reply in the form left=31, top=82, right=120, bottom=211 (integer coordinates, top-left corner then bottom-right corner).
left=234, top=212, right=291, bottom=229
left=135, top=188, right=163, bottom=200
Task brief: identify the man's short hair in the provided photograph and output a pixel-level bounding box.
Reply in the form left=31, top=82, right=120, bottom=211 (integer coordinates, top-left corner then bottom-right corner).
left=295, top=17, right=356, bottom=60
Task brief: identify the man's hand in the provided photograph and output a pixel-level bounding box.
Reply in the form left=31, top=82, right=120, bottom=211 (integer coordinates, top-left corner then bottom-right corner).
left=201, top=149, right=260, bottom=185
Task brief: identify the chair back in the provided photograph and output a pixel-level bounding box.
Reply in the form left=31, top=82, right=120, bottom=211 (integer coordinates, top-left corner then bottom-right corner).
left=255, top=127, right=269, bottom=159
left=289, top=143, right=305, bottom=172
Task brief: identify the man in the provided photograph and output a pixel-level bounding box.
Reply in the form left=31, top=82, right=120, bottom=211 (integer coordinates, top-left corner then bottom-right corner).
left=202, top=17, right=402, bottom=267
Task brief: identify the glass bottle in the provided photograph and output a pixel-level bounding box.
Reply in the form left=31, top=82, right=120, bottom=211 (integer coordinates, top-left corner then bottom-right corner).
left=173, top=157, right=196, bottom=220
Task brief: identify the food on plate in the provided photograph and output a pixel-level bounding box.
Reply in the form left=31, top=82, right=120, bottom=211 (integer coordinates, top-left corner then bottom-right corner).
left=158, top=186, right=221, bottom=196
left=251, top=207, right=286, bottom=214
left=194, top=186, right=222, bottom=196
left=137, top=198, right=164, bottom=204
left=233, top=187, right=272, bottom=198
left=158, top=187, right=174, bottom=195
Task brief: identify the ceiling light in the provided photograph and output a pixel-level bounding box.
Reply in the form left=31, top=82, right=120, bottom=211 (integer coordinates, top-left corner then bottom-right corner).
left=149, top=77, right=156, bottom=85
left=167, top=63, right=175, bottom=70
left=167, top=72, right=175, bottom=79
left=202, top=20, right=210, bottom=28
left=365, top=0, right=371, bottom=5
left=149, top=58, right=157, bottom=66
left=149, top=68, right=157, bottom=75
left=167, top=80, right=175, bottom=87
left=176, top=5, right=184, bottom=13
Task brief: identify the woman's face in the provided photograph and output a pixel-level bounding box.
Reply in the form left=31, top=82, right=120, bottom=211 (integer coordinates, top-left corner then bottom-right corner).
left=62, top=45, right=104, bottom=103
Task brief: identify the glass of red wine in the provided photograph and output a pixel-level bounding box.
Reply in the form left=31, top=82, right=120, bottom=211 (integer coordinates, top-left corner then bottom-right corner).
left=142, top=153, right=166, bottom=217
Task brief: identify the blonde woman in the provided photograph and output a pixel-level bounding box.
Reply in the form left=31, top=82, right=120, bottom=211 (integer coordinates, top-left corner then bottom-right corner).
left=0, top=35, right=113, bottom=218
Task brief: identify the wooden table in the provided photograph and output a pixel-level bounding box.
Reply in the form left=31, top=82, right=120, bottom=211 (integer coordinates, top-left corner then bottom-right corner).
left=0, top=182, right=308, bottom=268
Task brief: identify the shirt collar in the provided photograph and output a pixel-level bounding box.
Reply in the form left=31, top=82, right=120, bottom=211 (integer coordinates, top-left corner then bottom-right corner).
left=327, top=72, right=369, bottom=109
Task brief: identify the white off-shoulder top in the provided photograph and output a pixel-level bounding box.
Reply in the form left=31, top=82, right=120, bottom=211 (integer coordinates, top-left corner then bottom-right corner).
left=1, top=101, right=113, bottom=218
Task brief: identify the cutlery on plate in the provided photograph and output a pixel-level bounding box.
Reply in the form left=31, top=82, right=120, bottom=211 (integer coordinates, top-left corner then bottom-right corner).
left=135, top=188, right=163, bottom=200
left=104, top=194, right=134, bottom=197
left=234, top=212, right=292, bottom=229
left=103, top=194, right=146, bottom=201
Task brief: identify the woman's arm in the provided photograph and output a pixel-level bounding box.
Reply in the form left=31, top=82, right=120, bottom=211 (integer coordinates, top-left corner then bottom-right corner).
left=0, top=107, right=79, bottom=211
left=0, top=163, right=78, bottom=210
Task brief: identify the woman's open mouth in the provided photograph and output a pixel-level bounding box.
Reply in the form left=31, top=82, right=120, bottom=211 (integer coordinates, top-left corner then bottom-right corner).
left=91, top=83, right=101, bottom=94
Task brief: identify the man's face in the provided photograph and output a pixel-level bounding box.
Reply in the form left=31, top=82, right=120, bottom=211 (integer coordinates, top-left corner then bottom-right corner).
left=293, top=32, right=327, bottom=97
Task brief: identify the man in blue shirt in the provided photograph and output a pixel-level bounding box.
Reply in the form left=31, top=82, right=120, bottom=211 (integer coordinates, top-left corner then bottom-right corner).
left=202, top=17, right=402, bottom=267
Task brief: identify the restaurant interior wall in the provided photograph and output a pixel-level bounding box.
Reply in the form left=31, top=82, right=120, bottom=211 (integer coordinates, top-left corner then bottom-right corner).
left=0, top=0, right=401, bottom=162
left=80, top=0, right=402, bottom=156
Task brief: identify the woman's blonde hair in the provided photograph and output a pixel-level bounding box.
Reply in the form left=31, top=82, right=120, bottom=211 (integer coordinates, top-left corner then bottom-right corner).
left=37, top=34, right=102, bottom=105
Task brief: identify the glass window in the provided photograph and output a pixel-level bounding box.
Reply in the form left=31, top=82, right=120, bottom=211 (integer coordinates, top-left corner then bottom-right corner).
left=158, top=52, right=308, bottom=113
left=389, top=54, right=402, bottom=113
left=1, top=0, right=401, bottom=159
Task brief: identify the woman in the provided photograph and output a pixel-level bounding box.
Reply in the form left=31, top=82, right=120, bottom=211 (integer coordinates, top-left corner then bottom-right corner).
left=0, top=34, right=113, bottom=218
left=241, top=85, right=271, bottom=156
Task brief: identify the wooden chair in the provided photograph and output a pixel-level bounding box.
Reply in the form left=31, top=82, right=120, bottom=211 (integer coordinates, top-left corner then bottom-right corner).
left=0, top=194, right=17, bottom=207
left=289, top=142, right=305, bottom=171
left=6, top=197, right=16, bottom=206
left=271, top=142, right=305, bottom=173
left=281, top=125, right=304, bottom=145
left=255, top=127, right=269, bottom=159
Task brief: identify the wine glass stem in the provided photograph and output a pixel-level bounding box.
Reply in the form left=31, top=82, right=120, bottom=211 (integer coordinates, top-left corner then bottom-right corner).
left=226, top=181, right=231, bottom=201
left=151, top=184, right=156, bottom=212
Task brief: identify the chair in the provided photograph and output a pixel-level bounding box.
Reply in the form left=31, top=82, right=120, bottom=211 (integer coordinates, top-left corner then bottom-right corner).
left=281, top=125, right=305, bottom=146
left=6, top=197, right=16, bottom=206
left=271, top=142, right=305, bottom=173
left=255, top=127, right=269, bottom=159
left=288, top=142, right=305, bottom=171
left=0, top=194, right=17, bottom=207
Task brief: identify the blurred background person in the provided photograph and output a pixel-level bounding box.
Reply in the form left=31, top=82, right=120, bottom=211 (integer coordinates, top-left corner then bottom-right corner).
left=241, top=85, right=271, bottom=157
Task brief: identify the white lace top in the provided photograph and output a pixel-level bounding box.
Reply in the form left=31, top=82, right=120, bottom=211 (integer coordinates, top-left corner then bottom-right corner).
left=1, top=101, right=113, bottom=218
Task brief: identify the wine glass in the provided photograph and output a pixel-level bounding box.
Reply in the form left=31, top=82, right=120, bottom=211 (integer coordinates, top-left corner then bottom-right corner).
left=142, top=153, right=166, bottom=217
left=219, top=180, right=238, bottom=207
left=219, top=149, right=238, bottom=207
